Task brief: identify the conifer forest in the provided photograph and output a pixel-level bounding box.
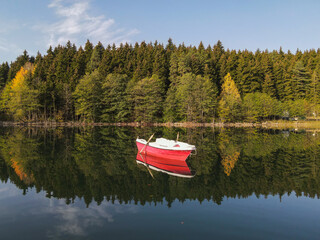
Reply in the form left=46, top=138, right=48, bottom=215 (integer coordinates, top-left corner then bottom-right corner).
left=0, top=39, right=320, bottom=123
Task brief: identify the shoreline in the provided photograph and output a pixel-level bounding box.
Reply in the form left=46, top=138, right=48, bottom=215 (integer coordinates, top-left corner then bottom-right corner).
left=1, top=120, right=320, bottom=129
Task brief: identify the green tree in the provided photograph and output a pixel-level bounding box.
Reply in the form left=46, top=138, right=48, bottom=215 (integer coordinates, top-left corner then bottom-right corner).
left=101, top=74, right=129, bottom=122
left=84, top=40, right=93, bottom=68
left=86, top=42, right=104, bottom=73
left=262, top=74, right=276, bottom=97
left=153, top=44, right=168, bottom=83
left=285, top=99, right=310, bottom=118
left=128, top=74, right=165, bottom=122
left=309, top=68, right=320, bottom=103
left=291, top=61, right=311, bottom=99
left=98, top=45, right=113, bottom=77
left=73, top=70, right=103, bottom=122
left=243, top=92, right=277, bottom=122
left=0, top=62, right=9, bottom=88
left=176, top=73, right=218, bottom=122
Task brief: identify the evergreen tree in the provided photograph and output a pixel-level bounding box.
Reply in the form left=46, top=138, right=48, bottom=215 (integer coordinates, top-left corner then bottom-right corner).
left=86, top=41, right=104, bottom=73
left=153, top=44, right=168, bottom=83
left=309, top=68, right=320, bottom=104
left=165, top=38, right=175, bottom=63
left=236, top=51, right=260, bottom=94
left=291, top=61, right=311, bottom=99
left=273, top=61, right=285, bottom=100
left=175, top=73, right=218, bottom=122
left=128, top=75, right=165, bottom=122
left=163, top=83, right=179, bottom=122
left=73, top=70, right=103, bottom=122
left=101, top=74, right=129, bottom=122
left=262, top=74, right=276, bottom=97
left=211, top=40, right=225, bottom=87
left=71, top=46, right=86, bottom=89
left=0, top=62, right=9, bottom=88
left=99, top=45, right=113, bottom=77
left=84, top=40, right=93, bottom=70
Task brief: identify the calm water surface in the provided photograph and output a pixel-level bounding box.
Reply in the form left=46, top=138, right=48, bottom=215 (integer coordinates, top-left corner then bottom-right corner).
left=0, top=127, right=320, bottom=239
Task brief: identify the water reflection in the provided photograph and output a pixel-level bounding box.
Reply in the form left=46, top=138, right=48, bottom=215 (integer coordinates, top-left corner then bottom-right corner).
left=136, top=153, right=195, bottom=178
left=0, top=127, right=320, bottom=207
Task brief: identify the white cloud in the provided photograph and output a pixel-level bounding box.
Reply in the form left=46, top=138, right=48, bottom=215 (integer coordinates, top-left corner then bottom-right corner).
left=45, top=199, right=138, bottom=238
left=41, top=0, right=139, bottom=47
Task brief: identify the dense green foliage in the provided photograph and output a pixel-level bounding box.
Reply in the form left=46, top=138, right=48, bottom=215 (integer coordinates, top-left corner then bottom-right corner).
left=0, top=127, right=320, bottom=206
left=2, top=40, right=320, bottom=122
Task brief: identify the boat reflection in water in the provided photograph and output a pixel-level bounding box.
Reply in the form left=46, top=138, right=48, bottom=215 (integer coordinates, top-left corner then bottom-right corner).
left=136, top=153, right=195, bottom=178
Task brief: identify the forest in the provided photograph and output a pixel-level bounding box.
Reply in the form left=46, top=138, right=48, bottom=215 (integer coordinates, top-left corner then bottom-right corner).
left=0, top=39, right=320, bottom=123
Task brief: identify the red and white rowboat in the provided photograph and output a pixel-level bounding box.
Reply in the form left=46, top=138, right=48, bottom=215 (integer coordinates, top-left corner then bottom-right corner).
left=136, top=137, right=196, bottom=161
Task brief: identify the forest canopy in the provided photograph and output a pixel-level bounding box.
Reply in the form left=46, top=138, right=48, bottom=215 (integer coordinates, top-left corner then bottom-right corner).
left=0, top=39, right=320, bottom=123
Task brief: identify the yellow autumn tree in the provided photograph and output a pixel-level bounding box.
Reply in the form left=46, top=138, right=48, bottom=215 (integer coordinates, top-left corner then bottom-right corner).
left=221, top=151, right=240, bottom=176
left=11, top=158, right=34, bottom=184
left=1, top=63, right=39, bottom=121
left=0, top=129, right=38, bottom=184
left=218, top=73, right=242, bottom=122
left=218, top=130, right=241, bottom=176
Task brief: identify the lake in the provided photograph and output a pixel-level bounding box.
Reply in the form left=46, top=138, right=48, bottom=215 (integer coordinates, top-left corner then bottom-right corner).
left=0, top=126, right=320, bottom=239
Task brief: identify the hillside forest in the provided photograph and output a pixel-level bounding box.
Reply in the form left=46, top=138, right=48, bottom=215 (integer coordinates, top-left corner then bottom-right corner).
left=0, top=39, right=320, bottom=123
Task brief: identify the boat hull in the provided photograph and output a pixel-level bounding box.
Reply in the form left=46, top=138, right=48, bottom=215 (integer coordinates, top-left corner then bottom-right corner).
left=136, top=153, right=195, bottom=178
left=136, top=141, right=192, bottom=161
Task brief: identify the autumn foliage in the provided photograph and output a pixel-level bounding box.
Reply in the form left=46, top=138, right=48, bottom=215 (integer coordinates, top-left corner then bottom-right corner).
left=1, top=63, right=39, bottom=120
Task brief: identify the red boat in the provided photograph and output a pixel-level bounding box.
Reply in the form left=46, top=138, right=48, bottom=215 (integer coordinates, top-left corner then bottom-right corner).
left=136, top=137, right=196, bottom=161
left=136, top=153, right=195, bottom=178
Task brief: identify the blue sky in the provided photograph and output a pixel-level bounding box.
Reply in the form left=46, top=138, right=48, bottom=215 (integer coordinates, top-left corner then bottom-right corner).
left=1, top=0, right=320, bottom=63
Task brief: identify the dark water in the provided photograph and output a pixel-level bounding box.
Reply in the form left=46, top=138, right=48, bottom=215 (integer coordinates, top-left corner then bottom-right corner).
left=0, top=127, right=320, bottom=239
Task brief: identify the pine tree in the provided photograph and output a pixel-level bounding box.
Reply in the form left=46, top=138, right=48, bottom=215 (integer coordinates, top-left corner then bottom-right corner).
left=0, top=62, right=9, bottom=88
left=163, top=83, right=179, bottom=122
left=291, top=61, right=311, bottom=99
left=310, top=69, right=320, bottom=102
left=84, top=40, right=93, bottom=70
left=274, top=61, right=285, bottom=100
left=153, top=44, right=168, bottom=83
left=128, top=75, right=165, bottom=122
left=101, top=74, right=129, bottom=122
left=86, top=42, right=104, bottom=73
left=99, top=45, right=113, bottom=77
left=73, top=70, right=103, bottom=122
left=175, top=73, right=218, bottom=122
left=71, top=46, right=86, bottom=89
left=211, top=40, right=225, bottom=87
left=262, top=74, right=276, bottom=97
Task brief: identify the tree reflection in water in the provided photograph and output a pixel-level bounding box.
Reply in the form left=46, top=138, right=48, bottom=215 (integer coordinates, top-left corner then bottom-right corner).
left=0, top=127, right=319, bottom=206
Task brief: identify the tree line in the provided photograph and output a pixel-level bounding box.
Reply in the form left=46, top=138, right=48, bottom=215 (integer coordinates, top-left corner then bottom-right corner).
left=1, top=39, right=320, bottom=122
